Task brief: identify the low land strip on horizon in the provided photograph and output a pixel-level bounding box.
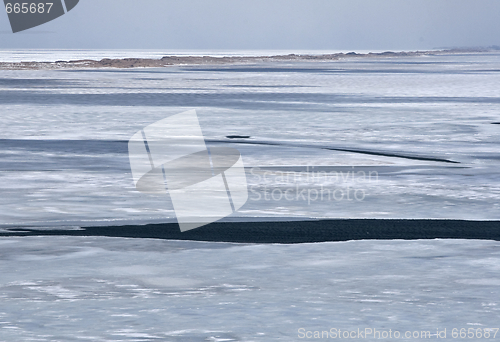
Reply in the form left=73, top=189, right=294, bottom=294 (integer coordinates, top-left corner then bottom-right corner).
left=1, top=47, right=499, bottom=70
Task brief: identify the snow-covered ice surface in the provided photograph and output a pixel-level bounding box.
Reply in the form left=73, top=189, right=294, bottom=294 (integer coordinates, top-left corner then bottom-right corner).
left=0, top=51, right=500, bottom=341
left=0, top=51, right=499, bottom=227
left=0, top=237, right=500, bottom=341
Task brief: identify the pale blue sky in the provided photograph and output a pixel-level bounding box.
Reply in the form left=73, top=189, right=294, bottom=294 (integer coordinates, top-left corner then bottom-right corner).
left=1, top=0, right=499, bottom=50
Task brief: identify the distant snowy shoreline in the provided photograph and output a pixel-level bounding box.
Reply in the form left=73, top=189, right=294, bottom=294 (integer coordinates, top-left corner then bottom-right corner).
left=0, top=47, right=498, bottom=70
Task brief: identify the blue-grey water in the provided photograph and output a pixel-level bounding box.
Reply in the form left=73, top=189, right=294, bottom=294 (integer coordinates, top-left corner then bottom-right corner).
left=0, top=51, right=500, bottom=341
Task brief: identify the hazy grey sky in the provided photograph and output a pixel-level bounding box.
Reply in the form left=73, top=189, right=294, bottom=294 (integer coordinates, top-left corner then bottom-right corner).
left=1, top=0, right=499, bottom=50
